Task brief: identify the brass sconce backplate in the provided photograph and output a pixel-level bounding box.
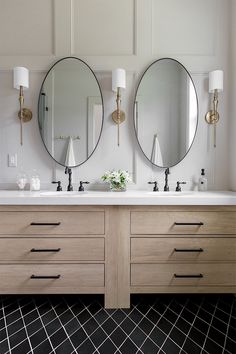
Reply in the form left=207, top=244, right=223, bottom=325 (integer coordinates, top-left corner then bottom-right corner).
left=205, top=110, right=219, bottom=125
left=18, top=108, right=33, bottom=123
left=112, top=110, right=125, bottom=124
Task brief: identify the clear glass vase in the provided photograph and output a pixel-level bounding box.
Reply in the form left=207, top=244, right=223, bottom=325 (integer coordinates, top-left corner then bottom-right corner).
left=110, top=182, right=126, bottom=192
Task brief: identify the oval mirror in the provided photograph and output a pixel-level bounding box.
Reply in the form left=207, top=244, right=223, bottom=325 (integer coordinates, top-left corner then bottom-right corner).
left=134, top=58, right=198, bottom=168
left=38, top=57, right=103, bottom=167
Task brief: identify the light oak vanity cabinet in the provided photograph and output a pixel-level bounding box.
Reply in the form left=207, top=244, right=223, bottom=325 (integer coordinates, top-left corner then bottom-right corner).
left=0, top=206, right=118, bottom=308
left=0, top=205, right=235, bottom=309
left=121, top=206, right=236, bottom=307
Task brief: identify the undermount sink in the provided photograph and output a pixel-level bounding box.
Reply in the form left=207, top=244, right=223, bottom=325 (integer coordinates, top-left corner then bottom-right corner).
left=147, top=191, right=192, bottom=196
left=40, top=191, right=87, bottom=196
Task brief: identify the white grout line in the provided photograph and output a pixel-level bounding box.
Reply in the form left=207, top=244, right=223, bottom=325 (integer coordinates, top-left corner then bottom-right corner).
left=31, top=297, right=56, bottom=354
left=0, top=299, right=49, bottom=340
left=156, top=298, right=189, bottom=354
left=1, top=297, right=11, bottom=354
left=222, top=300, right=235, bottom=352
left=200, top=298, right=220, bottom=354
left=0, top=299, right=61, bottom=346
left=0, top=295, right=234, bottom=354
left=67, top=299, right=123, bottom=354
left=179, top=297, right=207, bottom=354
left=48, top=298, right=78, bottom=353
left=17, top=298, right=34, bottom=353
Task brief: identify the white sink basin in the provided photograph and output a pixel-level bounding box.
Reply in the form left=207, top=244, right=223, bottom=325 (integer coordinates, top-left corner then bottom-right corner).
left=147, top=191, right=192, bottom=196
left=40, top=191, right=87, bottom=196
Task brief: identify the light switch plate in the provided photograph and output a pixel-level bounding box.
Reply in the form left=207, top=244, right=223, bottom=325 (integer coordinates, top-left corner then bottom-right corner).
left=8, top=154, right=17, bottom=167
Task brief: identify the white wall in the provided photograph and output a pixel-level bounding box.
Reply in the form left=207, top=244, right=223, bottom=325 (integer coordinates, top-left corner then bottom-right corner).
left=0, top=0, right=232, bottom=191
left=229, top=0, right=236, bottom=191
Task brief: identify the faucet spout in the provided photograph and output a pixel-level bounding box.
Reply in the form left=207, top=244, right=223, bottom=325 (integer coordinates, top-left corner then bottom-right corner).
left=65, top=167, right=73, bottom=191
left=164, top=168, right=170, bottom=191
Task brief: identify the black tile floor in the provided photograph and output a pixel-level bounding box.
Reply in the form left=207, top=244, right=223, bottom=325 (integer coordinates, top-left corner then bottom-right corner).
left=0, top=294, right=235, bottom=354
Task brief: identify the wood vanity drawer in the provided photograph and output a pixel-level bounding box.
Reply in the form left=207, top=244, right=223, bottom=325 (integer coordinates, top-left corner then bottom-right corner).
left=131, top=211, right=236, bottom=235
left=0, top=211, right=105, bottom=235
left=0, top=264, right=105, bottom=293
left=131, top=237, right=236, bottom=262
left=0, top=238, right=105, bottom=262
left=131, top=264, right=236, bottom=287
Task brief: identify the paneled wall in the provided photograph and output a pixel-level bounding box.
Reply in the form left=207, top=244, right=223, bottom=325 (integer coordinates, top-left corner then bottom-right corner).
left=229, top=0, right=236, bottom=191
left=0, top=0, right=232, bottom=191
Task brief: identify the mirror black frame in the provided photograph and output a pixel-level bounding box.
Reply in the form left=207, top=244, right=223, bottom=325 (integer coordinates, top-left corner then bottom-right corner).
left=38, top=56, right=104, bottom=168
left=133, top=57, right=199, bottom=169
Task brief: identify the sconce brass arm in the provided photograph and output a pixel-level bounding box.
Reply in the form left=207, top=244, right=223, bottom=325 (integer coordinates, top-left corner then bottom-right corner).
left=112, top=87, right=125, bottom=146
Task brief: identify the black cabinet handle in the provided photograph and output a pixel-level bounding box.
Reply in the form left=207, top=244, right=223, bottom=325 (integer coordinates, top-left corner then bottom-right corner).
left=30, top=275, right=61, bottom=279
left=174, top=248, right=203, bottom=253
left=30, top=248, right=61, bottom=253
left=174, top=222, right=204, bottom=226
left=174, top=274, right=203, bottom=278
left=30, top=222, right=61, bottom=226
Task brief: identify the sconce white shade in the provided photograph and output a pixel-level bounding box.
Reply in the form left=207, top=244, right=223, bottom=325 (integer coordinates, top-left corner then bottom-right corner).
left=13, top=67, right=29, bottom=90
left=112, top=68, right=126, bottom=92
left=209, top=70, right=223, bottom=93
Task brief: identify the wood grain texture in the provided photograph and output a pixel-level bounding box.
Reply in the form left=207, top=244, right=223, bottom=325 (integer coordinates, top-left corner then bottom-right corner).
left=0, top=238, right=105, bottom=262
left=131, top=211, right=236, bottom=234
left=0, top=264, right=105, bottom=293
left=0, top=211, right=105, bottom=235
left=117, top=206, right=131, bottom=308
left=105, top=206, right=119, bottom=308
left=131, top=237, right=236, bottom=262
left=131, top=263, right=236, bottom=287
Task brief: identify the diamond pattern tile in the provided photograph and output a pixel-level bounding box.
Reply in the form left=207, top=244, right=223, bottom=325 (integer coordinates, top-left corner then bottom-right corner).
left=0, top=294, right=234, bottom=353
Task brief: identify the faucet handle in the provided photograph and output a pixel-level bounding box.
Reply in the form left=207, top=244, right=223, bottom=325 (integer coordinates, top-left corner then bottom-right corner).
left=175, top=181, right=187, bottom=192
left=52, top=181, right=62, bottom=191
left=79, top=181, right=90, bottom=192
left=148, top=181, right=159, bottom=192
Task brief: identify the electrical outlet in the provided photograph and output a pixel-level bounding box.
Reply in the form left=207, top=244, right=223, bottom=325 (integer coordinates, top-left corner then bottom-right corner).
left=8, top=154, right=17, bottom=167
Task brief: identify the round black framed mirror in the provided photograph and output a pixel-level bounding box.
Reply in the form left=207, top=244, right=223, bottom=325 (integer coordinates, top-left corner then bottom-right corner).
left=134, top=58, right=198, bottom=168
left=38, top=57, right=104, bottom=168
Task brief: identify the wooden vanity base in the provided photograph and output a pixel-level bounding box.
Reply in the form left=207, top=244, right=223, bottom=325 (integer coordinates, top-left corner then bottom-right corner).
left=0, top=205, right=235, bottom=308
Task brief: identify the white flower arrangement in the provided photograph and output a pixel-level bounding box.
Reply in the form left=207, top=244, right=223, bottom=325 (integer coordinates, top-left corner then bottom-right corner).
left=101, top=170, right=132, bottom=191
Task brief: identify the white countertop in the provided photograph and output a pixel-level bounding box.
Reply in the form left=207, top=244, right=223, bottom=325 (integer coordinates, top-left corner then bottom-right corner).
left=0, top=190, right=235, bottom=205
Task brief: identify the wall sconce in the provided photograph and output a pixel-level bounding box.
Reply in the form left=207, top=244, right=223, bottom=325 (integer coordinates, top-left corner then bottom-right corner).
left=112, top=68, right=126, bottom=146
left=13, top=66, right=33, bottom=145
left=205, top=70, right=223, bottom=148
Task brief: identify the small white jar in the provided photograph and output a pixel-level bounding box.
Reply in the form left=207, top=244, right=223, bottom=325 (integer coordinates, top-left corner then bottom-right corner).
left=30, top=170, right=40, bottom=191
left=16, top=172, right=28, bottom=190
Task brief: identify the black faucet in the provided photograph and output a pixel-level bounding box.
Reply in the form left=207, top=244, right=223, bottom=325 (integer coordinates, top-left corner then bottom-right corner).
left=175, top=181, right=187, bottom=192
left=65, top=167, right=73, bottom=191
left=148, top=181, right=159, bottom=192
left=79, top=181, right=90, bottom=192
left=164, top=168, right=170, bottom=191
left=52, top=181, right=62, bottom=191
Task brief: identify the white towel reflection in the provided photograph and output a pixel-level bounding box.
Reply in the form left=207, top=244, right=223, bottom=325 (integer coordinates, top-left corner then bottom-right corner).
left=151, top=134, right=163, bottom=166
left=65, top=137, right=76, bottom=167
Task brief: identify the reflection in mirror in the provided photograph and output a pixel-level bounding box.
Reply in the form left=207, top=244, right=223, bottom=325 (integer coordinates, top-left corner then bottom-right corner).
left=38, top=57, right=103, bottom=167
left=134, top=58, right=198, bottom=168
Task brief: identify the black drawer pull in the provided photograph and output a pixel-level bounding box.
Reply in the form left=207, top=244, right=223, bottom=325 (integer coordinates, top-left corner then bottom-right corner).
left=174, top=248, right=203, bottom=253
left=174, top=273, right=203, bottom=278
left=30, top=248, right=61, bottom=253
left=30, top=222, right=61, bottom=226
left=30, top=275, right=61, bottom=279
left=174, top=222, right=204, bottom=226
